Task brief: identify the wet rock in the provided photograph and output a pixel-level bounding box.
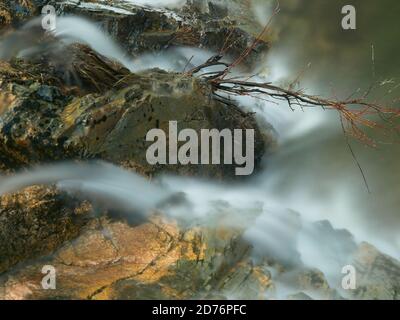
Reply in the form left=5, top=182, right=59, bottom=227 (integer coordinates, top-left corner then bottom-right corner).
left=0, top=58, right=74, bottom=169
left=0, top=196, right=272, bottom=300
left=0, top=44, right=268, bottom=178
left=39, top=42, right=131, bottom=94
left=0, top=180, right=399, bottom=300
left=0, top=185, right=91, bottom=274
left=269, top=267, right=342, bottom=300
left=52, top=0, right=269, bottom=68
left=5, top=1, right=397, bottom=302
left=61, top=68, right=266, bottom=178
left=36, top=85, right=61, bottom=102
left=0, top=4, right=12, bottom=29
left=0, top=25, right=270, bottom=296
left=214, top=262, right=272, bottom=300
left=351, top=242, right=400, bottom=300
left=0, top=216, right=272, bottom=300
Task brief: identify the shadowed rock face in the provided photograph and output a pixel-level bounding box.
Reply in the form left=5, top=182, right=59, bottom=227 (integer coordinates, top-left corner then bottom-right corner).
left=60, top=68, right=267, bottom=178
left=0, top=14, right=270, bottom=295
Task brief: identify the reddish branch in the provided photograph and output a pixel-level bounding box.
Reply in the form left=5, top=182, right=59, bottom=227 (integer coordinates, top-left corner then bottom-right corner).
left=215, top=79, right=400, bottom=145
left=186, top=1, right=400, bottom=192
left=187, top=53, right=400, bottom=147
left=185, top=0, right=399, bottom=148
left=190, top=57, right=400, bottom=193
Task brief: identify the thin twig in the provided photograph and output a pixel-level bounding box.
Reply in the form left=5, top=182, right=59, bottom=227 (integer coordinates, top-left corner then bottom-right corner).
left=340, top=116, right=371, bottom=193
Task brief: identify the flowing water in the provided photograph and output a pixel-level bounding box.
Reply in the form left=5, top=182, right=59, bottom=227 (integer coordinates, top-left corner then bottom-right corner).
left=252, top=0, right=400, bottom=257
left=0, top=0, right=399, bottom=298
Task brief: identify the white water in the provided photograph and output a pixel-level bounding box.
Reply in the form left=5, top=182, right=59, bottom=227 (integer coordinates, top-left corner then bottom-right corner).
left=122, top=0, right=186, bottom=8
left=53, top=16, right=136, bottom=70
left=0, top=162, right=172, bottom=213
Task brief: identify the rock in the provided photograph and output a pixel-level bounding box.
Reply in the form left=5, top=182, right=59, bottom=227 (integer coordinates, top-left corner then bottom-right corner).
left=0, top=9, right=271, bottom=297
left=0, top=193, right=273, bottom=300
left=351, top=242, right=400, bottom=300
left=287, top=292, right=313, bottom=300
left=0, top=185, right=91, bottom=274
left=52, top=0, right=269, bottom=68
left=270, top=267, right=342, bottom=300
left=0, top=44, right=268, bottom=178
left=36, top=85, right=61, bottom=102
left=0, top=58, right=75, bottom=170
left=0, top=4, right=12, bottom=29
left=291, top=269, right=339, bottom=299
left=4, top=1, right=398, bottom=302
left=0, top=182, right=399, bottom=300
left=36, top=43, right=131, bottom=94
left=61, top=68, right=266, bottom=178
left=0, top=215, right=272, bottom=299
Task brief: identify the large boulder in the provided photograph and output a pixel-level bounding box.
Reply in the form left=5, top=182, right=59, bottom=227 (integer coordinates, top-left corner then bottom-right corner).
left=0, top=44, right=268, bottom=178
left=0, top=1, right=42, bottom=30
left=60, top=67, right=267, bottom=178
